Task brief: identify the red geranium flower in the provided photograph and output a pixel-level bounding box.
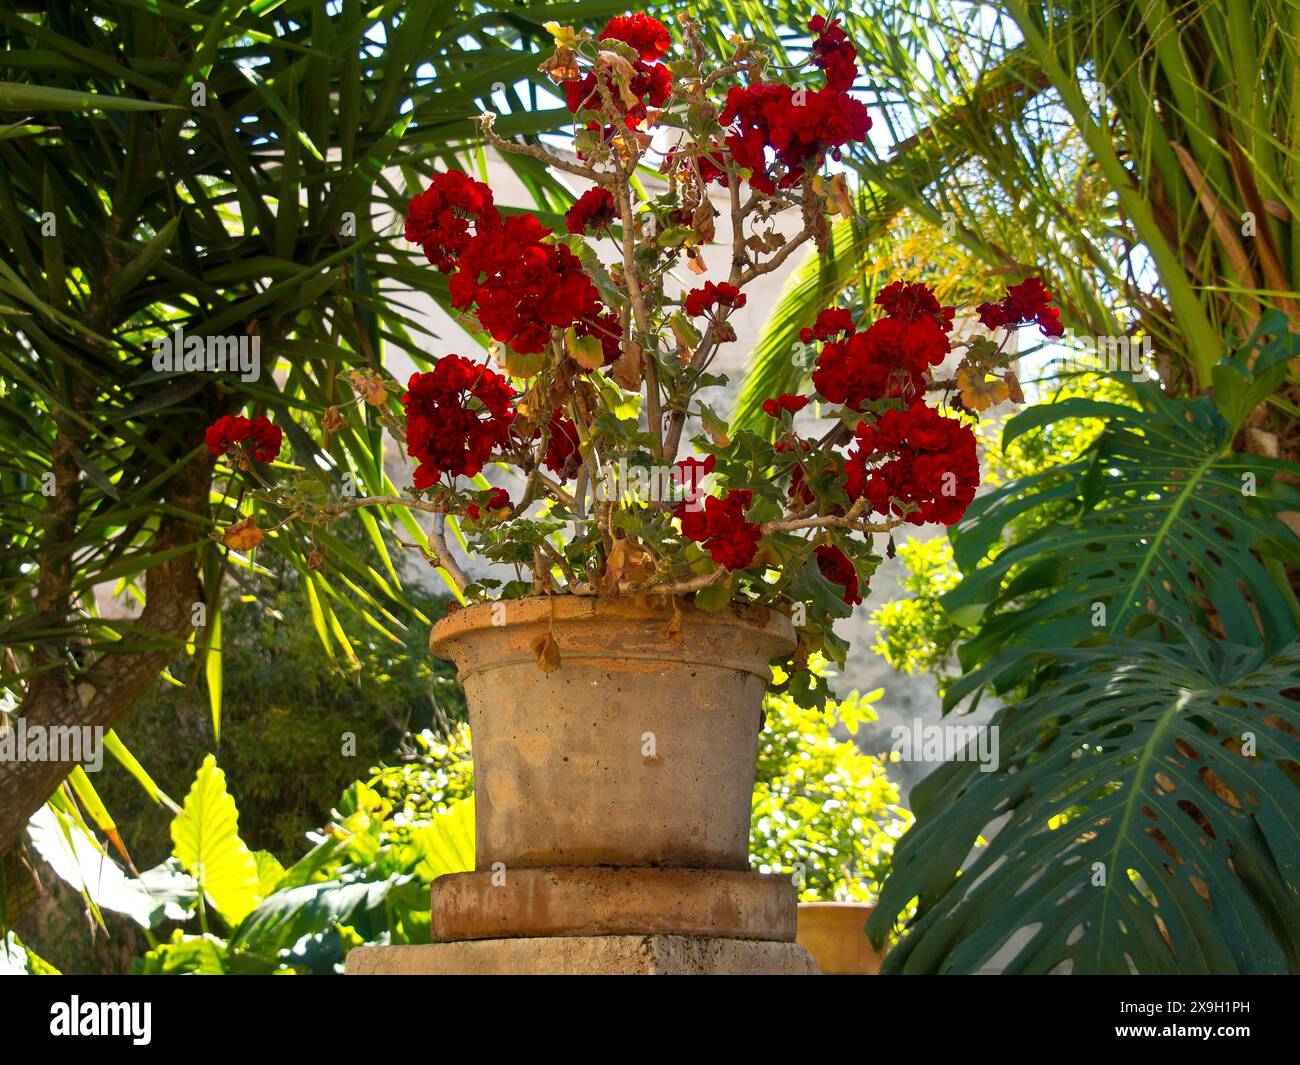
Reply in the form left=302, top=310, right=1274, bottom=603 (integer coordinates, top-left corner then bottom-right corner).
left=684, top=281, right=746, bottom=317
left=808, top=16, right=859, bottom=91
left=719, top=82, right=870, bottom=194
left=466, top=486, right=511, bottom=522
left=565, top=188, right=617, bottom=235
left=402, top=356, right=516, bottom=488
left=875, top=281, right=956, bottom=332
left=809, top=283, right=954, bottom=410
left=843, top=402, right=979, bottom=526
left=977, top=277, right=1064, bottom=338
left=543, top=411, right=581, bottom=477
left=673, top=488, right=762, bottom=569
left=762, top=393, right=810, bottom=418
left=405, top=171, right=500, bottom=273
left=566, top=19, right=672, bottom=130
left=205, top=415, right=282, bottom=464
left=671, top=453, right=716, bottom=512
left=451, top=213, right=601, bottom=354
left=815, top=543, right=862, bottom=604
left=800, top=307, right=855, bottom=344
left=599, top=14, right=671, bottom=61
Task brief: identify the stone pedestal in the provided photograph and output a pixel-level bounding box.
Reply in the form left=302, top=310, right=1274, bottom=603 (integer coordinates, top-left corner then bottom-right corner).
left=346, top=935, right=818, bottom=975
left=345, top=866, right=818, bottom=975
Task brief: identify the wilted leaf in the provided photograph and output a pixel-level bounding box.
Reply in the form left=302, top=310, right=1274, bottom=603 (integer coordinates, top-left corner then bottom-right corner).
left=611, top=340, right=643, bottom=391
left=565, top=326, right=606, bottom=371
left=531, top=633, right=562, bottom=672
left=221, top=517, right=263, bottom=552
left=813, top=173, right=855, bottom=217
left=957, top=365, right=1009, bottom=412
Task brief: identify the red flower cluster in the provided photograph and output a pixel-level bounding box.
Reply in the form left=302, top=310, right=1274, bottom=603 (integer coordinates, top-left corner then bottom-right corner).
left=844, top=402, right=978, bottom=525
left=815, top=544, right=862, bottom=605
left=447, top=212, right=602, bottom=355
left=674, top=488, right=763, bottom=569
left=977, top=277, right=1064, bottom=338
left=719, top=82, right=871, bottom=194
left=684, top=281, right=746, bottom=318
left=875, top=280, right=956, bottom=331
left=600, top=14, right=671, bottom=60
left=671, top=453, right=716, bottom=509
left=810, top=283, right=955, bottom=410
left=405, top=171, right=500, bottom=273
left=567, top=15, right=672, bottom=129
left=405, top=171, right=608, bottom=355
left=565, top=188, right=617, bottom=235
left=403, top=356, right=516, bottom=488
left=762, top=393, right=809, bottom=418
left=466, top=487, right=511, bottom=522
left=542, top=411, right=581, bottom=476
left=799, top=307, right=854, bottom=343
left=809, top=16, right=859, bottom=91
left=205, top=415, right=281, bottom=464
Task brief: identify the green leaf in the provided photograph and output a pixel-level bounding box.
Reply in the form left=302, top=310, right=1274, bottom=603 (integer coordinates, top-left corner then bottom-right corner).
left=407, top=797, right=475, bottom=880
left=204, top=607, right=222, bottom=743
left=873, top=632, right=1300, bottom=974
left=170, top=755, right=261, bottom=926
left=0, top=82, right=180, bottom=112
left=106, top=216, right=181, bottom=305
left=942, top=376, right=1300, bottom=702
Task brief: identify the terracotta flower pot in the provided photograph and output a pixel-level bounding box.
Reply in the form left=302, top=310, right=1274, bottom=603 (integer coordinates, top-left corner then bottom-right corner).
left=429, top=594, right=795, bottom=870
left=796, top=902, right=885, bottom=975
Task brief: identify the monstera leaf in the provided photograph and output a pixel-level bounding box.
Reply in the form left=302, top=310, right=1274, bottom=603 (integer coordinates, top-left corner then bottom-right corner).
left=870, top=632, right=1300, bottom=973
left=941, top=321, right=1300, bottom=707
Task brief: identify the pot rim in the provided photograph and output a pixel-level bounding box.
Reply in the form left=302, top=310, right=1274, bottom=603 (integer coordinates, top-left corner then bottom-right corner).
left=429, top=593, right=795, bottom=660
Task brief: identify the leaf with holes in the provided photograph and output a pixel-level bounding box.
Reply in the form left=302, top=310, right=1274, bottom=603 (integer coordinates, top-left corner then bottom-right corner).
left=941, top=341, right=1300, bottom=707
left=870, top=632, right=1300, bottom=974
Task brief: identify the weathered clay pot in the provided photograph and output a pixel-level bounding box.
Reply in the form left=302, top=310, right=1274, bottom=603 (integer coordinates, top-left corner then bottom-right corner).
left=429, top=595, right=795, bottom=871
left=795, top=902, right=885, bottom=974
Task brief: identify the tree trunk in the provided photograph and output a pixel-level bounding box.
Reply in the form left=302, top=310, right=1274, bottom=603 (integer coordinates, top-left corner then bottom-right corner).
left=0, top=447, right=214, bottom=856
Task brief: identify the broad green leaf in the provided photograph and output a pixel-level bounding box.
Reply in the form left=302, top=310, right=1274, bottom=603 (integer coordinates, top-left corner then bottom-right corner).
left=874, top=632, right=1300, bottom=974
left=170, top=755, right=260, bottom=925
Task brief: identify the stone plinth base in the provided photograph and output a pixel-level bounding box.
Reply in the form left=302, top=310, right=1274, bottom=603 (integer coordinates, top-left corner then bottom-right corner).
left=430, top=867, right=794, bottom=942
left=345, top=935, right=818, bottom=975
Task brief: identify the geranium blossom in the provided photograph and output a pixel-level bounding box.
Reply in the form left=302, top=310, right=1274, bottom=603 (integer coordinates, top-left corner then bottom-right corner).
left=565, top=188, right=617, bottom=235
left=843, top=402, right=979, bottom=525
left=405, top=170, right=499, bottom=273
left=674, top=488, right=762, bottom=569
left=402, top=356, right=515, bottom=487
left=977, top=277, right=1064, bottom=337
left=815, top=543, right=863, bottom=604
left=205, top=415, right=281, bottom=464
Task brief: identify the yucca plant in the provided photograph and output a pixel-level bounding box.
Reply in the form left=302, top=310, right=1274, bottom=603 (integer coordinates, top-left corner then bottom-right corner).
left=0, top=0, right=643, bottom=859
